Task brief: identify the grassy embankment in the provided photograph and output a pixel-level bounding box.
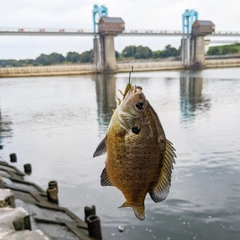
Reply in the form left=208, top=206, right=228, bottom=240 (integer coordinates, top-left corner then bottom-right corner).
left=207, top=44, right=240, bottom=55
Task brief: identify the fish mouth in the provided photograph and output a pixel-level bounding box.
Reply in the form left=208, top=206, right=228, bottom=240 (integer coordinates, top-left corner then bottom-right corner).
left=132, top=86, right=143, bottom=94
left=128, top=86, right=144, bottom=100
left=123, top=86, right=146, bottom=113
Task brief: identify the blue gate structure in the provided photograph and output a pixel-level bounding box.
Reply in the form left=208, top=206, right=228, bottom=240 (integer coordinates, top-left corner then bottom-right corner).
left=92, top=5, right=108, bottom=33
left=182, top=9, right=198, bottom=36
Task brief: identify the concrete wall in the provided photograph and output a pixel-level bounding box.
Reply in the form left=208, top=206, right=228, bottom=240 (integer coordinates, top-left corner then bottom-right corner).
left=205, top=58, right=240, bottom=68
left=93, top=38, right=103, bottom=70
left=181, top=38, right=191, bottom=66
left=182, top=35, right=206, bottom=69
left=1, top=59, right=240, bottom=77
left=100, top=35, right=117, bottom=71
left=194, top=36, right=205, bottom=67
left=0, top=64, right=97, bottom=77
left=117, top=61, right=185, bottom=72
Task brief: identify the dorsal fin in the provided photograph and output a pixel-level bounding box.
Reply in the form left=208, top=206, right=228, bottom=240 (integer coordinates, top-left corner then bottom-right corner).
left=100, top=167, right=113, bottom=186
left=93, top=137, right=107, bottom=158
left=149, top=139, right=176, bottom=202
left=122, top=83, right=132, bottom=99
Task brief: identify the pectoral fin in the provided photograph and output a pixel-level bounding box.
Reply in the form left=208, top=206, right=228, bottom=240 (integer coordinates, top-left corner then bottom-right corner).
left=100, top=167, right=113, bottom=186
left=93, top=137, right=107, bottom=158
left=149, top=139, right=176, bottom=203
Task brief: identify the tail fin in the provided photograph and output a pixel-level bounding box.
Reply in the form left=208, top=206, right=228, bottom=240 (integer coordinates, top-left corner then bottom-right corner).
left=119, top=202, right=145, bottom=221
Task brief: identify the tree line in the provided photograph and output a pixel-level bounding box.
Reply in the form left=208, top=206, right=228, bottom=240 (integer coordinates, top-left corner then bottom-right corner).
left=207, top=44, right=240, bottom=55
left=0, top=45, right=180, bottom=68
left=0, top=50, right=93, bottom=68
left=120, top=44, right=180, bottom=59
left=2, top=43, right=239, bottom=68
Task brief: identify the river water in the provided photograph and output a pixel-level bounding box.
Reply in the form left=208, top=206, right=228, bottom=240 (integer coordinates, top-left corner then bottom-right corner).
left=0, top=68, right=240, bottom=240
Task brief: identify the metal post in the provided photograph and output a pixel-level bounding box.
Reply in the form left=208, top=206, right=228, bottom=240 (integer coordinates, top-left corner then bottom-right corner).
left=86, top=215, right=102, bottom=240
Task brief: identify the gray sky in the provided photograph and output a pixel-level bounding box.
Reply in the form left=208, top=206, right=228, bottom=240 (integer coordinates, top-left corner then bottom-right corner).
left=0, top=0, right=240, bottom=59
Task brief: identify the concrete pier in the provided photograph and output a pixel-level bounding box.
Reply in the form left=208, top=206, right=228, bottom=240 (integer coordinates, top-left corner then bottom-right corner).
left=98, top=16, right=125, bottom=72
left=181, top=20, right=215, bottom=69
left=93, top=38, right=103, bottom=70
left=100, top=35, right=117, bottom=71
left=0, top=157, right=103, bottom=239
left=181, top=38, right=190, bottom=66
left=191, top=36, right=206, bottom=68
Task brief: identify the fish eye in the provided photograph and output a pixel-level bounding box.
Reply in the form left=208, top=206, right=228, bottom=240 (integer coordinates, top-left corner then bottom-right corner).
left=135, top=101, right=144, bottom=110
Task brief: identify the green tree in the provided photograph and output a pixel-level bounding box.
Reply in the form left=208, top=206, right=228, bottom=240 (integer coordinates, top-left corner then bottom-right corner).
left=115, top=50, right=120, bottom=59
left=221, top=46, right=238, bottom=54
left=66, top=52, right=81, bottom=62
left=25, top=59, right=35, bottom=65
left=207, top=47, right=220, bottom=55
left=152, top=50, right=161, bottom=58
left=207, top=45, right=239, bottom=55
left=135, top=46, right=152, bottom=59
left=164, top=45, right=179, bottom=57
left=49, top=52, right=65, bottom=63
left=36, top=54, right=53, bottom=65
left=79, top=50, right=93, bottom=63
left=121, top=46, right=137, bottom=58
left=0, top=60, right=18, bottom=67
left=156, top=45, right=179, bottom=58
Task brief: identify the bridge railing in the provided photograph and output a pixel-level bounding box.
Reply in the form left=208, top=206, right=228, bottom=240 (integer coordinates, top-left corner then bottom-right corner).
left=122, top=30, right=183, bottom=34
left=0, top=27, right=93, bottom=33
left=1, top=27, right=240, bottom=36
left=212, top=31, right=240, bottom=35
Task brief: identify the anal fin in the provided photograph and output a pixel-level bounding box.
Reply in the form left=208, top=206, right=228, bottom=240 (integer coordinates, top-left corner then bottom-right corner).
left=119, top=202, right=145, bottom=221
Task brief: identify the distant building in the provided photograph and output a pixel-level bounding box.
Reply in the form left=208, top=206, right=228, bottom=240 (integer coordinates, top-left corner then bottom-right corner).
left=192, top=20, right=215, bottom=36
left=98, top=16, right=125, bottom=34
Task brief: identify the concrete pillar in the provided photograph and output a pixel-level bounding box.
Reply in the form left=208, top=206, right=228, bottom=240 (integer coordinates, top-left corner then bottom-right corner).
left=181, top=39, right=185, bottom=63
left=204, top=39, right=210, bottom=54
left=192, top=35, right=205, bottom=68
left=190, top=37, right=195, bottom=66
left=182, top=35, right=206, bottom=69
left=195, top=36, right=205, bottom=65
left=181, top=38, right=191, bottom=67
left=100, top=34, right=117, bottom=72
left=93, top=38, right=103, bottom=71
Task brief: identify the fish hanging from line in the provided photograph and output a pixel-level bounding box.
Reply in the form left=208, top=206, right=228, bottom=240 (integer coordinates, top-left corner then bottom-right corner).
left=93, top=82, right=176, bottom=221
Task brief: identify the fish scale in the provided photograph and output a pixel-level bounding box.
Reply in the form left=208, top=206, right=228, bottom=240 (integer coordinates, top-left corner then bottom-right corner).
left=93, top=85, right=176, bottom=220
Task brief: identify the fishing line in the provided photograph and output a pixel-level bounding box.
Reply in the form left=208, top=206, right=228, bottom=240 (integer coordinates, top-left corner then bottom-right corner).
left=130, top=0, right=135, bottom=81
left=128, top=66, right=133, bottom=84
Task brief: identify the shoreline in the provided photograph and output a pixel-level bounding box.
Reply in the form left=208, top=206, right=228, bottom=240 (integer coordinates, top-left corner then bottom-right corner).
left=0, top=59, right=240, bottom=77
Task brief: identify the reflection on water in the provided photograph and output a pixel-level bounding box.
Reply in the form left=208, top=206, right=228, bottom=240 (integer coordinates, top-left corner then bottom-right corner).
left=0, top=69, right=240, bottom=240
left=180, top=77, right=211, bottom=123
left=94, top=74, right=117, bottom=132
left=0, top=107, right=12, bottom=149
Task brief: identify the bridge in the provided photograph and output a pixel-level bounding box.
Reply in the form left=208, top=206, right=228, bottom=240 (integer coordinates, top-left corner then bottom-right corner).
left=1, top=28, right=240, bottom=37
left=1, top=6, right=240, bottom=71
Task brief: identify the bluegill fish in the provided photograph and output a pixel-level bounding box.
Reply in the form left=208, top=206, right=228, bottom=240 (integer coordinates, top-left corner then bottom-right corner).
left=93, top=84, right=176, bottom=220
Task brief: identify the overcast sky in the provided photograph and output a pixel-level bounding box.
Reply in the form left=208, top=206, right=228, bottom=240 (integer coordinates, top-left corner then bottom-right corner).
left=0, top=0, right=240, bottom=60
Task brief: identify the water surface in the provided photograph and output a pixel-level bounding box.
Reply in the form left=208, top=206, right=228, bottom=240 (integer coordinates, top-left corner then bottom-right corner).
left=0, top=68, right=240, bottom=240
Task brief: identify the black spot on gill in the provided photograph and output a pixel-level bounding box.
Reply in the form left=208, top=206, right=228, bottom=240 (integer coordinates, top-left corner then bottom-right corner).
left=135, top=102, right=144, bottom=110
left=132, top=126, right=141, bottom=134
